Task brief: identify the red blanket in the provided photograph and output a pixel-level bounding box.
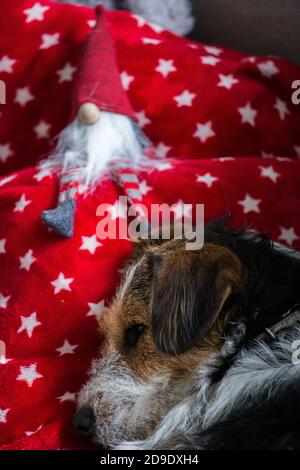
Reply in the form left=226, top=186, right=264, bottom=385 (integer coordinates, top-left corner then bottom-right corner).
left=0, top=0, right=300, bottom=450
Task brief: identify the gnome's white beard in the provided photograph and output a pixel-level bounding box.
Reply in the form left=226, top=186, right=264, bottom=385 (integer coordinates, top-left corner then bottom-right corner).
left=41, top=111, right=147, bottom=191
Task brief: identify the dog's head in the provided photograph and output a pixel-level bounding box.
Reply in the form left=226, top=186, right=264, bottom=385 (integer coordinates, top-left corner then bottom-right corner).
left=74, top=225, right=246, bottom=447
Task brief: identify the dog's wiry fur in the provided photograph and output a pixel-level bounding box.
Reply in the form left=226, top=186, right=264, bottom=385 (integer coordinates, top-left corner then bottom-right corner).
left=76, top=219, right=300, bottom=449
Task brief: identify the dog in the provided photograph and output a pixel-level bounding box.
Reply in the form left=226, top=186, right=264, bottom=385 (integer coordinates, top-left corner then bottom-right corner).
left=73, top=218, right=300, bottom=449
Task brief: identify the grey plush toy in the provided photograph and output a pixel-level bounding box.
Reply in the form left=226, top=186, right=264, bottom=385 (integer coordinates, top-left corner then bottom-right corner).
left=56, top=0, right=195, bottom=36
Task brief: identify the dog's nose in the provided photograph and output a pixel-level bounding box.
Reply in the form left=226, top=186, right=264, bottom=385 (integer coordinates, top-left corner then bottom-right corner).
left=73, top=407, right=95, bottom=436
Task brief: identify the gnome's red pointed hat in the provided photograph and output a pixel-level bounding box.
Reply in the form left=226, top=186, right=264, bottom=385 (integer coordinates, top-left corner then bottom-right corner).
left=72, top=5, right=136, bottom=122
left=41, top=5, right=150, bottom=238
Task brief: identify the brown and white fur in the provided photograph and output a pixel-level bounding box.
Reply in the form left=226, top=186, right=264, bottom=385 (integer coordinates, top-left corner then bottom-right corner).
left=74, top=219, right=300, bottom=450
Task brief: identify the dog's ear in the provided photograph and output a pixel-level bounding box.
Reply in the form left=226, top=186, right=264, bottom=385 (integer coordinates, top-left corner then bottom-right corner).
left=151, top=244, right=244, bottom=355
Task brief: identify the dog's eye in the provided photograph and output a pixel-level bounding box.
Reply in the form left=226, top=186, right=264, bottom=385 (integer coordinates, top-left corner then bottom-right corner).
left=124, top=324, right=147, bottom=349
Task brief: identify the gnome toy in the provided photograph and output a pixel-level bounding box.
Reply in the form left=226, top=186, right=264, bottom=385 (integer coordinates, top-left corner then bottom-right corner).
left=41, top=6, right=150, bottom=238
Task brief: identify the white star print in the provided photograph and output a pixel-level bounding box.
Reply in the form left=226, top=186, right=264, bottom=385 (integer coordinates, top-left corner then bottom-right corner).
left=0, top=55, right=16, bottom=73
left=294, top=146, right=300, bottom=157
left=0, top=355, right=12, bottom=365
left=25, top=425, right=43, bottom=437
left=120, top=71, right=134, bottom=91
left=194, top=121, right=216, bottom=143
left=51, top=273, right=74, bottom=295
left=196, top=172, right=218, bottom=188
left=243, top=56, right=256, bottom=64
left=18, top=312, right=41, bottom=338
left=136, top=111, right=151, bottom=128
left=80, top=234, right=102, bottom=255
left=204, top=45, right=222, bottom=56
left=87, top=19, right=96, bottom=28
left=57, top=63, right=77, bottom=83
left=15, top=87, right=34, bottom=107
left=0, top=408, right=9, bottom=423
left=279, top=227, right=299, bottom=246
left=40, top=33, right=60, bottom=50
left=0, top=174, right=16, bottom=187
left=108, top=200, right=127, bottom=221
left=139, top=180, right=152, bottom=196
left=257, top=60, right=279, bottom=78
left=238, top=194, right=261, bottom=214
left=0, top=293, right=10, bottom=309
left=274, top=98, right=290, bottom=121
left=148, top=22, right=164, bottom=34
left=17, top=363, right=43, bottom=387
left=57, top=391, right=76, bottom=403
left=155, top=142, right=171, bottom=159
left=34, top=120, right=51, bottom=139
left=87, top=300, right=106, bottom=318
left=218, top=157, right=234, bottom=162
left=133, top=14, right=147, bottom=27
left=142, top=37, right=161, bottom=45
left=0, top=143, right=14, bottom=163
left=34, top=166, right=52, bottom=182
left=172, top=200, right=192, bottom=220
left=19, top=249, right=36, bottom=271
left=24, top=2, right=49, bottom=22
left=56, top=339, right=78, bottom=356
left=155, top=162, right=173, bottom=172
left=174, top=90, right=196, bottom=107
left=238, top=102, right=257, bottom=126
left=133, top=15, right=163, bottom=33
left=259, top=165, right=281, bottom=183
left=261, top=150, right=275, bottom=158
left=14, top=194, right=31, bottom=213
left=0, top=239, right=6, bottom=254
left=218, top=74, right=239, bottom=90
left=201, top=56, right=220, bottom=66
left=155, top=59, right=176, bottom=78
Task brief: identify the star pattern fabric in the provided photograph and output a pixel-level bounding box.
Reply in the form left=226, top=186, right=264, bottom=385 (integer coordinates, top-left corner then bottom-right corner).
left=0, top=56, right=16, bottom=73
left=17, top=313, right=41, bottom=338
left=1, top=1, right=300, bottom=177
left=0, top=0, right=300, bottom=452
left=24, top=2, right=49, bottom=23
left=80, top=235, right=102, bottom=255
left=87, top=300, right=106, bottom=319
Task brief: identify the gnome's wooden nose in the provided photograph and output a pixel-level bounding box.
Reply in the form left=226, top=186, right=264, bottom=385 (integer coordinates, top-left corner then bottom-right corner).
left=78, top=103, right=101, bottom=125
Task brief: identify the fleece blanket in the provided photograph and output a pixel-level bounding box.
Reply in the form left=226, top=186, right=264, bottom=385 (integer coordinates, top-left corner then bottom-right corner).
left=0, top=0, right=300, bottom=450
